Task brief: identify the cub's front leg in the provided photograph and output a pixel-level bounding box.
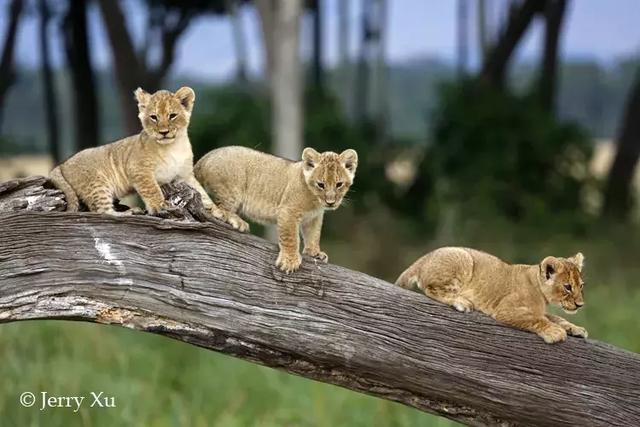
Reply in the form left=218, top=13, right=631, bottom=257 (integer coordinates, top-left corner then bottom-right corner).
left=276, top=209, right=303, bottom=273
left=494, top=299, right=567, bottom=344
left=547, top=314, right=588, bottom=338
left=301, top=213, right=328, bottom=263
left=131, top=171, right=170, bottom=215
left=183, top=174, right=249, bottom=232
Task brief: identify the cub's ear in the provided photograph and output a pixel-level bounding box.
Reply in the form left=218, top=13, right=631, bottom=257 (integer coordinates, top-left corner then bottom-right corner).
left=541, top=256, right=562, bottom=282
left=175, top=86, right=196, bottom=112
left=134, top=87, right=150, bottom=109
left=340, top=149, right=358, bottom=177
left=568, top=252, right=585, bottom=271
left=302, top=147, right=321, bottom=170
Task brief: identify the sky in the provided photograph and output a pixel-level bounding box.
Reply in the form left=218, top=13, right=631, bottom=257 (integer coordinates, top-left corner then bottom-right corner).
left=3, top=0, right=640, bottom=82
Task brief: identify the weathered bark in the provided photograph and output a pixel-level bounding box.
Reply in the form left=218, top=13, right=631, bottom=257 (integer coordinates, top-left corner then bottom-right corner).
left=603, top=71, right=640, bottom=219
left=0, top=0, right=24, bottom=132
left=61, top=0, right=100, bottom=150
left=481, top=0, right=546, bottom=88
left=538, top=0, right=568, bottom=113
left=38, top=0, right=61, bottom=163
left=1, top=177, right=640, bottom=427
left=96, top=0, right=194, bottom=134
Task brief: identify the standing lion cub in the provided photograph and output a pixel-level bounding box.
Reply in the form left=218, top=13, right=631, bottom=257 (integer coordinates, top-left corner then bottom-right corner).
left=49, top=87, right=230, bottom=224
left=195, top=146, right=358, bottom=273
left=396, top=247, right=587, bottom=344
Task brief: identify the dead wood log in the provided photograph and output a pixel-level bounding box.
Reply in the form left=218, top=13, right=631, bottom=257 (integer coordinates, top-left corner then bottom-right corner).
left=0, top=177, right=639, bottom=426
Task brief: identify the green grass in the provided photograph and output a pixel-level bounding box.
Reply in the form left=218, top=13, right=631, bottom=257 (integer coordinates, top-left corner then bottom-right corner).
left=1, top=215, right=638, bottom=426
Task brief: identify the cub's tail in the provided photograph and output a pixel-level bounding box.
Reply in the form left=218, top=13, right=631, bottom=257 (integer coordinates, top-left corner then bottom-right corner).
left=49, top=166, right=80, bottom=212
left=395, top=267, right=419, bottom=289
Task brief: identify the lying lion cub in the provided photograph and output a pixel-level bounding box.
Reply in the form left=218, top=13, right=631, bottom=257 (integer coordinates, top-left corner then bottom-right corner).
left=396, top=247, right=587, bottom=343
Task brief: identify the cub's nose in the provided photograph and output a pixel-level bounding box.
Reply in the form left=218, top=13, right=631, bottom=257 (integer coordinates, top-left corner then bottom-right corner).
left=159, top=130, right=170, bottom=136
left=326, top=201, right=336, bottom=207
left=575, top=302, right=584, bottom=308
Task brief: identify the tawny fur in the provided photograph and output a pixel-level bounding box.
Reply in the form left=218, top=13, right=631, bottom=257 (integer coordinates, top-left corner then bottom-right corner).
left=396, top=247, right=587, bottom=344
left=194, top=146, right=358, bottom=273
left=49, top=87, right=231, bottom=225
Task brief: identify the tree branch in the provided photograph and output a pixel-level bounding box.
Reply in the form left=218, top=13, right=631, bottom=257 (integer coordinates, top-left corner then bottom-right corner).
left=1, top=177, right=639, bottom=426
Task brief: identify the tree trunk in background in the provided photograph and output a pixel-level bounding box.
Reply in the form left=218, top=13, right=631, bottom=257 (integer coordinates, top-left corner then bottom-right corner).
left=256, top=0, right=275, bottom=84
left=477, top=0, right=488, bottom=63
left=456, top=0, right=468, bottom=78
left=0, top=0, right=24, bottom=133
left=62, top=0, right=100, bottom=150
left=480, top=0, right=545, bottom=88
left=96, top=0, right=143, bottom=135
left=271, top=0, right=304, bottom=160
left=97, top=0, right=193, bottom=135
left=227, top=0, right=248, bottom=84
left=538, top=0, right=568, bottom=114
left=372, top=0, right=388, bottom=144
left=354, top=0, right=373, bottom=122
left=337, top=0, right=350, bottom=117
left=38, top=0, right=61, bottom=164
left=311, top=0, right=324, bottom=91
left=603, top=71, right=640, bottom=219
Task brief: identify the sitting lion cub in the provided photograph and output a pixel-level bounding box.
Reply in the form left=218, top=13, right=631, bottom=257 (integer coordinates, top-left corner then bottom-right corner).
left=195, top=146, right=358, bottom=273
left=396, top=247, right=587, bottom=344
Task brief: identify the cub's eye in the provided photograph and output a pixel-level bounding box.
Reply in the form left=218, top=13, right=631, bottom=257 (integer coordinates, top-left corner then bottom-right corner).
left=149, top=115, right=158, bottom=122
left=316, top=182, right=325, bottom=189
left=336, top=181, right=344, bottom=189
left=564, top=284, right=572, bottom=293
left=169, top=113, right=177, bottom=120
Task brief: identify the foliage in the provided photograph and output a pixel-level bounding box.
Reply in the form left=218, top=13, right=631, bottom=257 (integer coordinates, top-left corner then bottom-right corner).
left=189, top=84, right=271, bottom=160
left=426, top=80, right=594, bottom=225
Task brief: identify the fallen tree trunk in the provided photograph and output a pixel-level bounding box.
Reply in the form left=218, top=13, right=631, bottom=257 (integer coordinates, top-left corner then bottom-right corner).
left=0, top=177, right=639, bottom=426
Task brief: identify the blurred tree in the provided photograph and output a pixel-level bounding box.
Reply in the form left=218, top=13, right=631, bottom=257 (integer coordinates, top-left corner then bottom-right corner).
left=477, top=0, right=488, bottom=62
left=456, top=0, right=468, bottom=77
left=98, top=0, right=229, bottom=134
left=256, top=0, right=304, bottom=160
left=337, top=0, right=350, bottom=117
left=354, top=0, right=374, bottom=122
left=38, top=0, right=60, bottom=163
left=481, top=0, right=545, bottom=89
left=0, top=0, right=24, bottom=132
left=354, top=0, right=386, bottom=131
left=538, top=0, right=568, bottom=114
left=310, top=0, right=324, bottom=91
left=603, top=71, right=640, bottom=219
left=61, top=0, right=100, bottom=150
left=226, top=0, right=248, bottom=83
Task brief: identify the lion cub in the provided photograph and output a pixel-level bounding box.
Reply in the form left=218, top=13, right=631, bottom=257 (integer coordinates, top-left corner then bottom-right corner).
left=49, top=87, right=229, bottom=223
left=195, top=146, right=358, bottom=272
left=396, top=247, right=587, bottom=344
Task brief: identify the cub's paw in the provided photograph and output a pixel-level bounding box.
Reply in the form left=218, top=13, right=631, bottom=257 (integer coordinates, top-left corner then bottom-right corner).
left=539, top=324, right=567, bottom=344
left=566, top=324, right=588, bottom=339
left=276, top=252, right=302, bottom=274
left=228, top=213, right=250, bottom=233
left=452, top=298, right=474, bottom=313
left=303, top=248, right=329, bottom=263
left=151, top=203, right=185, bottom=219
